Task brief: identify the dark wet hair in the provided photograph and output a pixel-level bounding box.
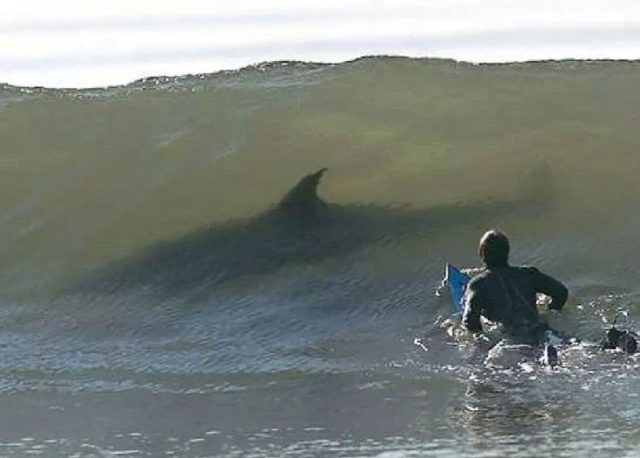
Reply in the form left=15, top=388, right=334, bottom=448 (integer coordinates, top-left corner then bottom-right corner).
left=478, top=229, right=510, bottom=267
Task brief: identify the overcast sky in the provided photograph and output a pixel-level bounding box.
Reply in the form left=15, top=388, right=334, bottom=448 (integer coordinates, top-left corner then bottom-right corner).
left=2, top=0, right=640, bottom=88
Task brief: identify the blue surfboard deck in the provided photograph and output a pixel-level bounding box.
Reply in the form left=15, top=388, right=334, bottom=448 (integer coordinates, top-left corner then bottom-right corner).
left=445, top=263, right=470, bottom=315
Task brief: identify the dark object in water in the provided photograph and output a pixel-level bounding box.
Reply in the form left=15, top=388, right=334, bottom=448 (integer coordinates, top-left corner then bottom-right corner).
left=601, top=326, right=638, bottom=354
left=76, top=168, right=549, bottom=296
left=541, top=341, right=559, bottom=366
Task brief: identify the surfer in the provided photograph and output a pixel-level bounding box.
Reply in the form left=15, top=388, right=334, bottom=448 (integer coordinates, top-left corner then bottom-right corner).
left=462, top=229, right=568, bottom=345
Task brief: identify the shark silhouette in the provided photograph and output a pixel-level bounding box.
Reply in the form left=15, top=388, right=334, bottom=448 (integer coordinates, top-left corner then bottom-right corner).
left=76, top=167, right=551, bottom=295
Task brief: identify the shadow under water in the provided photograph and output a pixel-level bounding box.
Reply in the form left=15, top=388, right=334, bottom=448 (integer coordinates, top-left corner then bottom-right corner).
left=74, top=166, right=553, bottom=296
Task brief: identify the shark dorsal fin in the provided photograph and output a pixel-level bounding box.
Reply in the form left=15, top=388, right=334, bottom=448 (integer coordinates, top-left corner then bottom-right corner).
left=277, top=168, right=328, bottom=215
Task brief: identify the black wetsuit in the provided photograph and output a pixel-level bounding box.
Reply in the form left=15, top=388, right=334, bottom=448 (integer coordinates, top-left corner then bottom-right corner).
left=462, top=265, right=568, bottom=344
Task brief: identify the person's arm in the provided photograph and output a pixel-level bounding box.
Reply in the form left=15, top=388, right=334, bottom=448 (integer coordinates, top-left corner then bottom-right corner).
left=462, top=280, right=483, bottom=332
left=529, top=267, right=568, bottom=310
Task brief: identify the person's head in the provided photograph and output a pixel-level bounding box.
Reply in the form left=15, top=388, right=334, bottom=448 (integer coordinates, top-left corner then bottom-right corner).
left=478, top=229, right=510, bottom=267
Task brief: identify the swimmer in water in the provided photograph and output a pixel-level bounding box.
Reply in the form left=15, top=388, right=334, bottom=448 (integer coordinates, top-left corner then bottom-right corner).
left=462, top=229, right=568, bottom=346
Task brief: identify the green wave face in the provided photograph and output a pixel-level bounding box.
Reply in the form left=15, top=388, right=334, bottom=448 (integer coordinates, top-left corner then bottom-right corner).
left=1, top=57, right=640, bottom=296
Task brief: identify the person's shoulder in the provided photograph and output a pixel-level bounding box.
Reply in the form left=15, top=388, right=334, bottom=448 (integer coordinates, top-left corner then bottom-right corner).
left=515, top=265, right=541, bottom=275
left=468, top=269, right=490, bottom=288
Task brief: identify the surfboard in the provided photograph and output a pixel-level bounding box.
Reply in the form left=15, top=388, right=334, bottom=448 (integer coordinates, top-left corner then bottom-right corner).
left=445, top=263, right=470, bottom=315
